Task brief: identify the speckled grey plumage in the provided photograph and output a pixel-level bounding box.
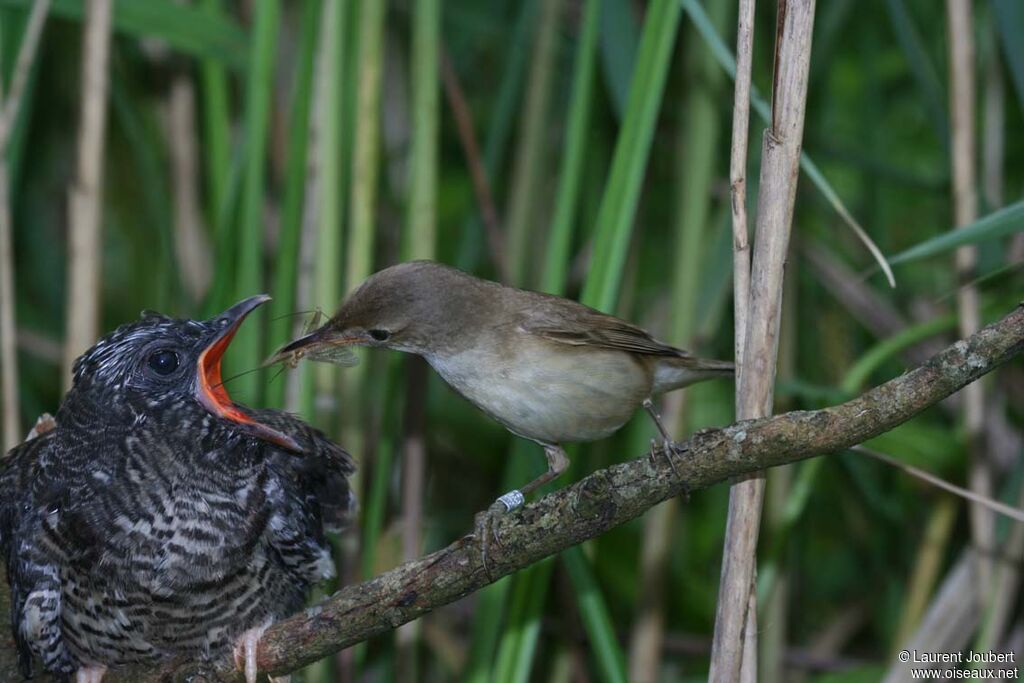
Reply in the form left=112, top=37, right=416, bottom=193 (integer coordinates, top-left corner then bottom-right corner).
left=0, top=305, right=355, bottom=679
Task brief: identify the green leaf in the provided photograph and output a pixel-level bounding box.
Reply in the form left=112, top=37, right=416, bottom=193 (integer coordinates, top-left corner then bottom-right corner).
left=563, top=547, right=629, bottom=683
left=598, top=0, right=639, bottom=119
left=840, top=315, right=957, bottom=394
left=581, top=0, right=682, bottom=312
left=993, top=0, right=1024, bottom=112
left=887, top=199, right=1024, bottom=265
left=265, top=0, right=323, bottom=410
left=492, top=559, right=555, bottom=683
left=541, top=0, right=600, bottom=295
left=229, top=0, right=279, bottom=403
left=0, top=0, right=248, bottom=67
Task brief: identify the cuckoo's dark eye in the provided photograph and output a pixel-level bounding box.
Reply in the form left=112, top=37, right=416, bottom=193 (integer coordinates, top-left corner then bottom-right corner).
left=147, top=349, right=180, bottom=376
left=369, top=329, right=390, bottom=342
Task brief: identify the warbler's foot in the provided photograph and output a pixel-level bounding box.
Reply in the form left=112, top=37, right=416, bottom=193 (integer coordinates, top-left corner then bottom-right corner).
left=649, top=438, right=690, bottom=500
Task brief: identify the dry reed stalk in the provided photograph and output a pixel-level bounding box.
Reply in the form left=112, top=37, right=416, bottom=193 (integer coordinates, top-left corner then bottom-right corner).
left=0, top=0, right=51, bottom=451
left=730, top=0, right=756, bottom=370
left=0, top=163, right=16, bottom=452
left=946, top=0, right=991, bottom=599
left=63, top=0, right=113, bottom=389
left=882, top=554, right=981, bottom=682
left=710, top=2, right=816, bottom=681
left=167, top=68, right=212, bottom=303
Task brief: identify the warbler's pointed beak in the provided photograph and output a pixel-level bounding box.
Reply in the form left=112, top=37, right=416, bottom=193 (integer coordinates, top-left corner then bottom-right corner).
left=263, top=325, right=364, bottom=368
left=196, top=295, right=303, bottom=453
left=263, top=327, right=329, bottom=367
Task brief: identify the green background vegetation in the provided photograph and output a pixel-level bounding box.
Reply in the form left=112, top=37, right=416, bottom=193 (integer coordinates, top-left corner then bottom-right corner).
left=2, top=0, right=1022, bottom=681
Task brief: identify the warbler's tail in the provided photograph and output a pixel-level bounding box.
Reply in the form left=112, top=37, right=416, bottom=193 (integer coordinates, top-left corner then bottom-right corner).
left=652, top=355, right=734, bottom=394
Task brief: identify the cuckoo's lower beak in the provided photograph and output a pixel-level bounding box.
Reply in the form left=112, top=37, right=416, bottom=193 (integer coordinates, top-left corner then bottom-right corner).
left=197, top=295, right=303, bottom=453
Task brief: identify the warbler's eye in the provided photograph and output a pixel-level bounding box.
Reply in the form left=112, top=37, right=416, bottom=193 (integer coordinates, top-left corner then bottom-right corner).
left=147, top=349, right=180, bottom=376
left=369, top=329, right=390, bottom=342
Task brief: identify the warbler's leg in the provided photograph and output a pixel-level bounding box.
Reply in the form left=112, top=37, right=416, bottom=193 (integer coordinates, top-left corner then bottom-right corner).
left=643, top=399, right=689, bottom=491
left=477, top=444, right=570, bottom=576
left=642, top=398, right=675, bottom=444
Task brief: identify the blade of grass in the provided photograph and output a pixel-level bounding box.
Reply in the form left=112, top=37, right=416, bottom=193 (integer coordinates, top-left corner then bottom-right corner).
left=853, top=447, right=1024, bottom=525
left=580, top=0, right=681, bottom=310
left=0, top=0, right=248, bottom=67
left=566, top=3, right=683, bottom=680
left=403, top=0, right=440, bottom=263
left=202, top=130, right=246, bottom=316
left=670, top=3, right=728, bottom=346
left=463, top=576, right=512, bottom=683
left=946, top=0, right=991, bottom=601
left=1, top=4, right=42, bottom=192
left=345, top=0, right=385, bottom=297
left=339, top=0, right=385, bottom=470
left=492, top=558, right=555, bottom=683
left=505, top=0, right=562, bottom=287
left=564, top=546, right=628, bottom=683
left=598, top=0, right=639, bottom=119
left=265, top=0, right=322, bottom=410
left=541, top=0, right=600, bottom=295
left=887, top=199, right=1024, bottom=265
left=840, top=314, right=958, bottom=394
left=199, top=0, right=231, bottom=251
left=480, top=1, right=538, bottom=187
left=230, top=0, right=278, bottom=405
left=992, top=0, right=1024, bottom=111
left=311, top=0, right=349, bottom=428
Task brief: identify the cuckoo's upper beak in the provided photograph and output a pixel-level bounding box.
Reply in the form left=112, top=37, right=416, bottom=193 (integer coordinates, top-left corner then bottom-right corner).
left=196, top=295, right=303, bottom=453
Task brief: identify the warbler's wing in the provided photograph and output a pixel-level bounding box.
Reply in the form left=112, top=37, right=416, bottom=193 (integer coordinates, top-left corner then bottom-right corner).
left=518, top=297, right=689, bottom=358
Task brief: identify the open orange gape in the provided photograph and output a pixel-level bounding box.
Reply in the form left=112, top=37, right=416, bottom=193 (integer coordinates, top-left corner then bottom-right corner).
left=195, top=294, right=303, bottom=453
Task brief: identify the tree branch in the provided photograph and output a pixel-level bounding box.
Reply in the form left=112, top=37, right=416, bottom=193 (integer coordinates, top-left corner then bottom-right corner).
left=10, top=304, right=1024, bottom=681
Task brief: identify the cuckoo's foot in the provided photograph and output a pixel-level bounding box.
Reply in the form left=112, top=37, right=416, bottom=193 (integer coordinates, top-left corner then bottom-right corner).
left=234, top=622, right=277, bottom=683
left=75, top=666, right=107, bottom=683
